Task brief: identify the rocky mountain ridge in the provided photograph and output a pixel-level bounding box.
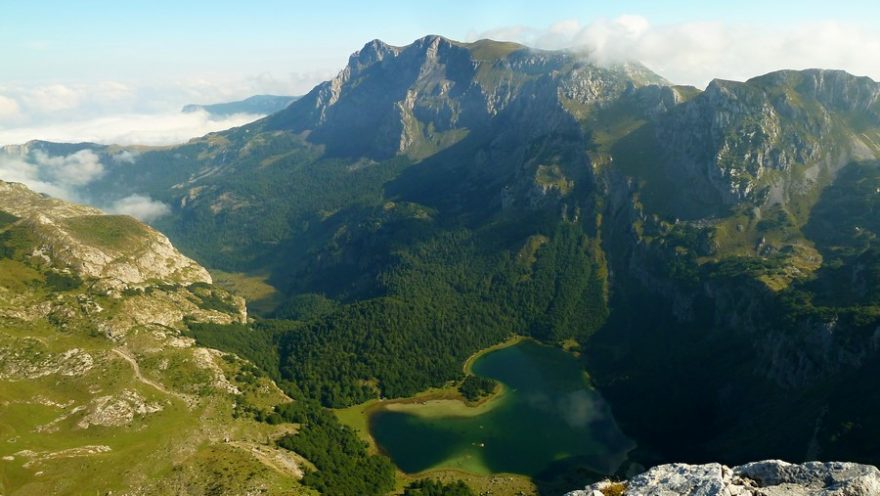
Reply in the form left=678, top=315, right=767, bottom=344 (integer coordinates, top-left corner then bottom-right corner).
left=264, top=35, right=664, bottom=159
left=182, top=94, right=300, bottom=117
left=567, top=460, right=880, bottom=496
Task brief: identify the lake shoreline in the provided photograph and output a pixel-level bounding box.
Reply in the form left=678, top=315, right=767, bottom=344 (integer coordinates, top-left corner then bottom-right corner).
left=334, top=333, right=528, bottom=446
left=368, top=340, right=635, bottom=478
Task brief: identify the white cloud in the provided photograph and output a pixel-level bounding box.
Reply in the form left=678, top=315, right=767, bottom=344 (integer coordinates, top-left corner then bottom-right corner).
left=0, top=69, right=331, bottom=147
left=32, top=149, right=104, bottom=186
left=0, top=149, right=170, bottom=221
left=473, top=18, right=880, bottom=87
left=557, top=390, right=600, bottom=429
left=0, top=95, right=21, bottom=120
left=0, top=110, right=260, bottom=147
left=106, top=194, right=171, bottom=221
left=20, top=84, right=82, bottom=113
left=0, top=154, right=72, bottom=200
left=0, top=149, right=106, bottom=201
left=111, top=150, right=138, bottom=164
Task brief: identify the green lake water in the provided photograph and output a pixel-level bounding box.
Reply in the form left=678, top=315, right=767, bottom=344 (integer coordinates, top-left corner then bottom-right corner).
left=369, top=340, right=634, bottom=476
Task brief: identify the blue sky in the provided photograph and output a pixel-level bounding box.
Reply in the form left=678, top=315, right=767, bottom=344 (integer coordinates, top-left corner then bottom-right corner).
left=2, top=1, right=880, bottom=145
left=4, top=0, right=879, bottom=84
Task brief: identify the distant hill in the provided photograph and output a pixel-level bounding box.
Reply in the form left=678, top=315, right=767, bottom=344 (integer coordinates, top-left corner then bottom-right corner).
left=182, top=94, right=300, bottom=117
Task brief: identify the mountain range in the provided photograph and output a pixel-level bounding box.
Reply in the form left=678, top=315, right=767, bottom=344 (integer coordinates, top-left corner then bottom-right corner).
left=3, top=35, right=880, bottom=495
left=182, top=94, right=300, bottom=117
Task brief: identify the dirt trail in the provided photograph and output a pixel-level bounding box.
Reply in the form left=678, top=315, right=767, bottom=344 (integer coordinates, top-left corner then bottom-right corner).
left=112, top=348, right=176, bottom=397
left=229, top=441, right=304, bottom=478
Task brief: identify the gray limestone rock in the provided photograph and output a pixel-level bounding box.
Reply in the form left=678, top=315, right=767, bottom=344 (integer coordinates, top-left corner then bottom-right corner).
left=565, top=460, right=880, bottom=496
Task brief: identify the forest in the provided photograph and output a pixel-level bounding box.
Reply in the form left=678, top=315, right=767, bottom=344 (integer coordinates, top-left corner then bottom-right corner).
left=273, top=401, right=396, bottom=496
left=191, top=222, right=609, bottom=407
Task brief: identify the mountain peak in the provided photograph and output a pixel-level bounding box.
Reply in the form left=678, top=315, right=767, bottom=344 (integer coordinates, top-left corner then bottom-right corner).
left=263, top=35, right=669, bottom=159
left=351, top=38, right=398, bottom=67
left=412, top=34, right=452, bottom=46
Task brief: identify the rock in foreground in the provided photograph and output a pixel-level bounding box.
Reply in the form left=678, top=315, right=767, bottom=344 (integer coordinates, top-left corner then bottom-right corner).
left=566, top=460, right=880, bottom=496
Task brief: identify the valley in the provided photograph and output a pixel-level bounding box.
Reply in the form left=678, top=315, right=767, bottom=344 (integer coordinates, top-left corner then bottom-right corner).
left=3, top=31, right=880, bottom=496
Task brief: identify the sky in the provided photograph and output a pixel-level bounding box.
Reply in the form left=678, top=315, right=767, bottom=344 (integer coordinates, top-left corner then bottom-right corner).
left=2, top=0, right=880, bottom=146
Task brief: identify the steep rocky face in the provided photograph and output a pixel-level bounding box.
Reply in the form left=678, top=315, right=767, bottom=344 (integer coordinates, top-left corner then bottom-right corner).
left=264, top=35, right=661, bottom=159
left=567, top=461, right=880, bottom=496
left=645, top=70, right=880, bottom=218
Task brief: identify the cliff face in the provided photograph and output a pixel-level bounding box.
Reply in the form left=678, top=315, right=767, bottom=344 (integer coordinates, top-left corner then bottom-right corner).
left=627, top=70, right=880, bottom=219
left=566, top=460, right=880, bottom=496
left=264, top=36, right=659, bottom=160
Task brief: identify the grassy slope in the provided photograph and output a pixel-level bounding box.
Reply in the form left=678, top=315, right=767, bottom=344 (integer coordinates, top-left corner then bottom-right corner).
left=0, top=214, right=311, bottom=496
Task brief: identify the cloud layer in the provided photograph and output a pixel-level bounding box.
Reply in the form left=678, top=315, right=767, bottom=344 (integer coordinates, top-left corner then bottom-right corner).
left=106, top=194, right=171, bottom=222
left=0, top=110, right=260, bottom=147
left=0, top=70, right=332, bottom=147
left=0, top=148, right=171, bottom=222
left=0, top=149, right=102, bottom=200
left=474, top=17, right=880, bottom=87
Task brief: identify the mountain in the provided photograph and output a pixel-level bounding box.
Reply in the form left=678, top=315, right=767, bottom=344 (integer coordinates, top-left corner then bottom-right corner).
left=0, top=180, right=318, bottom=495
left=182, top=94, right=300, bottom=117
left=4, top=34, right=880, bottom=492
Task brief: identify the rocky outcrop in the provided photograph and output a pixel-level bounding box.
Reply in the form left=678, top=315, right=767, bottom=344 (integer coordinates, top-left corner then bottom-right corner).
left=649, top=70, right=880, bottom=218
left=0, top=180, right=211, bottom=292
left=0, top=180, right=247, bottom=333
left=567, top=461, right=880, bottom=496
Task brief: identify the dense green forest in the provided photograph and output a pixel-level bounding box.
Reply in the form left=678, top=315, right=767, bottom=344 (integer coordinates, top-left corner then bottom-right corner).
left=191, top=222, right=609, bottom=407
left=458, top=375, right=497, bottom=402
left=272, top=401, right=396, bottom=496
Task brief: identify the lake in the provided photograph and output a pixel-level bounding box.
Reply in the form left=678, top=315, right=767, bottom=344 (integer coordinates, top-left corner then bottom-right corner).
left=369, top=340, right=634, bottom=476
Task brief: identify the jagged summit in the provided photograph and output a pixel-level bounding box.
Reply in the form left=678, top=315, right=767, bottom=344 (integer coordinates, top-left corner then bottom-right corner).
left=262, top=35, right=668, bottom=159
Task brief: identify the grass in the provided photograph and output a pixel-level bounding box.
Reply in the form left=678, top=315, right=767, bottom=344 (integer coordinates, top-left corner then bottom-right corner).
left=396, top=470, right=537, bottom=496
left=463, top=39, right=524, bottom=61
left=0, top=307, right=303, bottom=496
left=0, top=318, right=306, bottom=495
left=601, top=481, right=627, bottom=496
left=0, top=259, right=42, bottom=292
left=210, top=270, right=283, bottom=315
left=62, top=215, right=150, bottom=252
